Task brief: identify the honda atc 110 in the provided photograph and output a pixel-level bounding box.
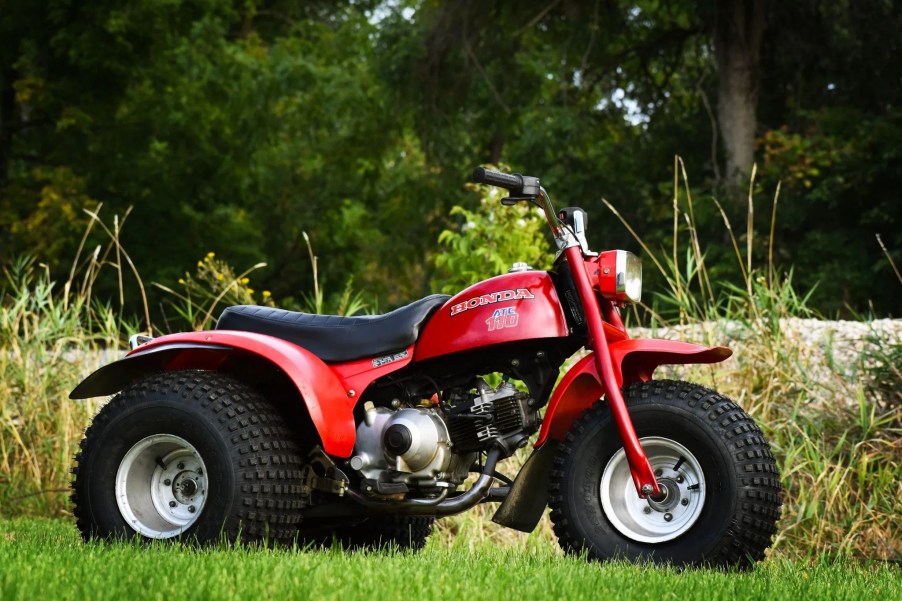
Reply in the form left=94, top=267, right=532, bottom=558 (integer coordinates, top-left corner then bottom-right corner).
left=70, top=168, right=782, bottom=567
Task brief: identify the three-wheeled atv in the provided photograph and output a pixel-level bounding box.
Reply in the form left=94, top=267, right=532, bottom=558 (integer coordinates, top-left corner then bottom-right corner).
left=70, top=168, right=782, bottom=567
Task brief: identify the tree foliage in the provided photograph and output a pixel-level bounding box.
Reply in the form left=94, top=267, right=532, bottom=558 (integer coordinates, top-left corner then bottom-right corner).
left=0, top=0, right=898, bottom=318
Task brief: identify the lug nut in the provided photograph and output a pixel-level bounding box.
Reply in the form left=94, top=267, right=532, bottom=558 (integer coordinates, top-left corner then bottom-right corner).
left=676, top=475, right=684, bottom=483
left=197, top=468, right=203, bottom=476
left=664, top=513, right=673, bottom=522
left=654, top=468, right=663, bottom=477
left=163, top=479, right=172, bottom=486
left=681, top=498, right=689, bottom=506
left=188, top=506, right=196, bottom=513
left=177, top=462, right=185, bottom=470
left=643, top=507, right=652, bottom=514
left=169, top=501, right=177, bottom=508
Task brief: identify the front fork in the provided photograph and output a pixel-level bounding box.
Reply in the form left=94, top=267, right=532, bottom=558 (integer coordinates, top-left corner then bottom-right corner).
left=564, top=245, right=660, bottom=498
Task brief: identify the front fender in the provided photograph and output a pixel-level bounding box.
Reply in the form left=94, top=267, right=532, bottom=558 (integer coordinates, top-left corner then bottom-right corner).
left=70, top=331, right=356, bottom=457
left=534, top=339, right=731, bottom=447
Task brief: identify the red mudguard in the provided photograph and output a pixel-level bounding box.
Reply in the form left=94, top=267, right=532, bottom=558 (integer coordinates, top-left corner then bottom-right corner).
left=70, top=331, right=414, bottom=458
left=534, top=339, right=732, bottom=447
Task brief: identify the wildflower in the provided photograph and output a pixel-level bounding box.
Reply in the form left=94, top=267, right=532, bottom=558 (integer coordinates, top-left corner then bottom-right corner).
left=247, top=288, right=254, bottom=294
left=217, top=273, right=224, bottom=281
left=262, top=290, right=271, bottom=298
left=240, top=277, right=250, bottom=285
left=197, top=261, right=203, bottom=267
left=206, top=252, right=215, bottom=259
left=178, top=278, right=185, bottom=285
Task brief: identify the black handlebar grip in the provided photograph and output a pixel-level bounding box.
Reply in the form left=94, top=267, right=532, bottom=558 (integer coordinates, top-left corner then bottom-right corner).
left=472, top=167, right=524, bottom=192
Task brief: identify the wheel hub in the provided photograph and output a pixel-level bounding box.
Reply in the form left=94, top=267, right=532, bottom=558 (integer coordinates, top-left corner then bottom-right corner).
left=647, top=478, right=681, bottom=512
left=600, top=436, right=706, bottom=544
left=172, top=471, right=200, bottom=503
left=115, top=434, right=209, bottom=539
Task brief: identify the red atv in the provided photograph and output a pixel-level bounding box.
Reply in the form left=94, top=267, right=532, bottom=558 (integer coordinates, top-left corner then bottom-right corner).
left=71, top=168, right=782, bottom=567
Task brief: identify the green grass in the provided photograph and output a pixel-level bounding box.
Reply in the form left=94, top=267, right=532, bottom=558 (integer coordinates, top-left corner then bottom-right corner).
left=1, top=519, right=899, bottom=601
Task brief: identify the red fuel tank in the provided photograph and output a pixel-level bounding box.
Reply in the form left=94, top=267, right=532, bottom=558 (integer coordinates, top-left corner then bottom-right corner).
left=414, top=271, right=569, bottom=361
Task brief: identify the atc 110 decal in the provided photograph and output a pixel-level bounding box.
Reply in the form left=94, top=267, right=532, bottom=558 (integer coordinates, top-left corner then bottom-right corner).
left=449, top=288, right=535, bottom=316
left=486, top=307, right=518, bottom=331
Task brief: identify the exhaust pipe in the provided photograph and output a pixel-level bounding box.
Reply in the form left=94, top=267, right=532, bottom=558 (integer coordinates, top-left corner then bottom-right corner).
left=345, top=448, right=503, bottom=517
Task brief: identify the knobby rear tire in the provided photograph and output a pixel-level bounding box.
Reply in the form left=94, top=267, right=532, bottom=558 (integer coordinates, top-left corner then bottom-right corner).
left=548, top=379, right=782, bottom=568
left=71, top=371, right=306, bottom=545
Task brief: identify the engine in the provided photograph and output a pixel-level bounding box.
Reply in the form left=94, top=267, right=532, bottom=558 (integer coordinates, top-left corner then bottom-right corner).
left=349, top=379, right=539, bottom=495
left=445, top=379, right=539, bottom=456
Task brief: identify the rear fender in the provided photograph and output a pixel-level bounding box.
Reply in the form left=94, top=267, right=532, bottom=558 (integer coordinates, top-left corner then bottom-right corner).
left=70, top=331, right=357, bottom=457
left=535, top=339, right=732, bottom=447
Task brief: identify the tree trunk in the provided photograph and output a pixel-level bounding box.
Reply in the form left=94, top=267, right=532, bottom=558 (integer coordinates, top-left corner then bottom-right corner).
left=714, top=0, right=767, bottom=187
left=0, top=67, right=16, bottom=188
left=488, top=130, right=505, bottom=165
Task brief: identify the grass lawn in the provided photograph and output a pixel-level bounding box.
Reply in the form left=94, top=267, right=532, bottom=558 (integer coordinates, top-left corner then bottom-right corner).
left=1, top=519, right=898, bottom=601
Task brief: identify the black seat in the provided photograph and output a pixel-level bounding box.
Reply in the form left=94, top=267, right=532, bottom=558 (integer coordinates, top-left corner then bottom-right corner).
left=216, top=294, right=450, bottom=363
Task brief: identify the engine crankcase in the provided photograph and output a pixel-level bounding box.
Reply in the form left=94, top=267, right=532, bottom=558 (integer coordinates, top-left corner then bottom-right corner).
left=350, top=404, right=460, bottom=485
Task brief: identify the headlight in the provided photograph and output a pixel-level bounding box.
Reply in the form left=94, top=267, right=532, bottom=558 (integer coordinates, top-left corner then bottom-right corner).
left=597, top=250, right=642, bottom=303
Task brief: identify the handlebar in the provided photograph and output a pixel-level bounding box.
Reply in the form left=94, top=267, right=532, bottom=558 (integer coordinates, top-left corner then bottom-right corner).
left=472, top=168, right=524, bottom=191
left=471, top=166, right=579, bottom=252
left=472, top=168, right=540, bottom=198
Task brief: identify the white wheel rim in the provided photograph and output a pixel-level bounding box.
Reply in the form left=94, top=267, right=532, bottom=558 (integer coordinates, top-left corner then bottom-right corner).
left=600, top=436, right=706, bottom=543
left=115, top=434, right=209, bottom=539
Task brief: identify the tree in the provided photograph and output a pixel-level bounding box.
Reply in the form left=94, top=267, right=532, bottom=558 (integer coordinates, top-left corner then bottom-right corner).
left=713, top=0, right=766, bottom=185
left=1, top=1, right=899, bottom=317
left=376, top=0, right=901, bottom=314
left=0, top=1, right=436, bottom=313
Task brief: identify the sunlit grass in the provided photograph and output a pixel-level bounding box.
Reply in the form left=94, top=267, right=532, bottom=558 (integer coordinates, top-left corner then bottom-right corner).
left=1, top=519, right=900, bottom=601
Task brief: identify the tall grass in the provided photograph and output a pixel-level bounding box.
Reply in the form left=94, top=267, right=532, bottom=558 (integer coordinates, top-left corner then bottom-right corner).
left=0, top=251, right=124, bottom=515
left=1, top=168, right=899, bottom=561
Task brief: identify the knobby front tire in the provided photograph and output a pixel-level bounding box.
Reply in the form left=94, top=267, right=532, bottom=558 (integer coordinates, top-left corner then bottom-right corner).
left=548, top=380, right=782, bottom=568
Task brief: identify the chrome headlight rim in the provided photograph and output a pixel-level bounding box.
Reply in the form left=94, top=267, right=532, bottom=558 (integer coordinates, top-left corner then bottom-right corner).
left=615, top=250, right=642, bottom=304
